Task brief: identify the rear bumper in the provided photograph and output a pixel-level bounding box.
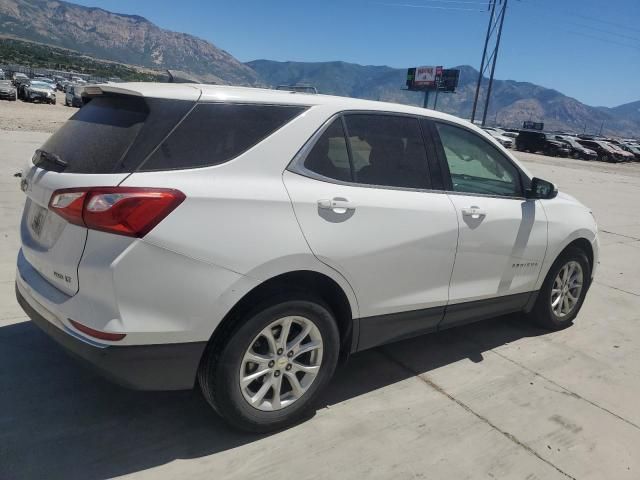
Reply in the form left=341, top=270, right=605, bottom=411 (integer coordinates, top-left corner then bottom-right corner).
left=16, top=283, right=207, bottom=390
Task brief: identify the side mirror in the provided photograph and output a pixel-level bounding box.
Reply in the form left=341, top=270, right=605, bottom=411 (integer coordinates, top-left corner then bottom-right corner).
left=527, top=177, right=557, bottom=199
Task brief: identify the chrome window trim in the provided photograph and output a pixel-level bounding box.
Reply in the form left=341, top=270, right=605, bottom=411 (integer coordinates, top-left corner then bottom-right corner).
left=287, top=109, right=440, bottom=194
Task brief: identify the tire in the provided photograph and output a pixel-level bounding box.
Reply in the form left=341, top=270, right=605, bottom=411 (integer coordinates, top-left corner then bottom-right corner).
left=198, top=295, right=340, bottom=432
left=530, top=246, right=591, bottom=330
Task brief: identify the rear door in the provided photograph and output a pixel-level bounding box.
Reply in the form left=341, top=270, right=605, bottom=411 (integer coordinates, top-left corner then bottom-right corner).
left=19, top=92, right=197, bottom=295
left=284, top=113, right=459, bottom=349
left=431, top=122, right=547, bottom=328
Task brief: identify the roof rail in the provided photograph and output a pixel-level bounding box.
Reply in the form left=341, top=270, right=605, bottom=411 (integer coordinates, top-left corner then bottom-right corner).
left=275, top=84, right=318, bottom=94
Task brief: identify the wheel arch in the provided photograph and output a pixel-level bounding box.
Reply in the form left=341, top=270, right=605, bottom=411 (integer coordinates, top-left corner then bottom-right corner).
left=207, top=270, right=357, bottom=363
left=536, top=234, right=596, bottom=292
left=564, top=237, right=594, bottom=270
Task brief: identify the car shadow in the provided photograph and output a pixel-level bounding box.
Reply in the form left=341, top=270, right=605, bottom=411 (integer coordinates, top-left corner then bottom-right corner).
left=0, top=314, right=549, bottom=480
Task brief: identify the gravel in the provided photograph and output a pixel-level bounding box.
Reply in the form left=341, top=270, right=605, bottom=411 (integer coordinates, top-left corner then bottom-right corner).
left=0, top=98, right=75, bottom=133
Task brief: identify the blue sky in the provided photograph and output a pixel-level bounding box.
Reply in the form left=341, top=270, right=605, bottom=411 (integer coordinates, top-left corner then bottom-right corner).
left=71, top=0, right=639, bottom=107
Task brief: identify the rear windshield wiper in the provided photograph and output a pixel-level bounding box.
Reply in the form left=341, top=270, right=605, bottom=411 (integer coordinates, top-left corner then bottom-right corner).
left=34, top=149, right=68, bottom=168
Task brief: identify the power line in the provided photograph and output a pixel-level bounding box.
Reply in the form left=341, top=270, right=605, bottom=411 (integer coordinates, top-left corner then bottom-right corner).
left=375, top=2, right=487, bottom=12
left=566, top=30, right=640, bottom=52
left=378, top=0, right=490, bottom=4
left=573, top=12, right=640, bottom=35
left=566, top=22, right=640, bottom=45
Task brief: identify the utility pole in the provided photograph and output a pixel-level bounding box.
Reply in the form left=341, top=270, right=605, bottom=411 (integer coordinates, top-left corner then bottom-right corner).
left=423, top=90, right=430, bottom=109
left=471, top=0, right=509, bottom=126
left=433, top=79, right=440, bottom=111
left=482, top=0, right=508, bottom=127
left=471, top=0, right=496, bottom=123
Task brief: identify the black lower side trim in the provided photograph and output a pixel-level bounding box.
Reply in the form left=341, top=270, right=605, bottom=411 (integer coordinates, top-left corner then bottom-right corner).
left=356, top=291, right=537, bottom=352
left=16, top=284, right=207, bottom=391
left=439, top=292, right=532, bottom=330
left=356, top=306, right=444, bottom=351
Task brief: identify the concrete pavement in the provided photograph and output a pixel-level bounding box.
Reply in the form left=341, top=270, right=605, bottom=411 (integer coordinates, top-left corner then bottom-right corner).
left=1, top=131, right=639, bottom=479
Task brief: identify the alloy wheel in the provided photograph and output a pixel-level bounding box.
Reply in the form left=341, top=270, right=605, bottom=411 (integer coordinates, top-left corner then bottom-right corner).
left=550, top=260, right=584, bottom=318
left=239, top=316, right=323, bottom=411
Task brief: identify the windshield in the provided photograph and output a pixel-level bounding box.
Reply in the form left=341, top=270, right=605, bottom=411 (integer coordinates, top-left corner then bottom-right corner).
left=561, top=137, right=580, bottom=148
left=30, top=81, right=51, bottom=89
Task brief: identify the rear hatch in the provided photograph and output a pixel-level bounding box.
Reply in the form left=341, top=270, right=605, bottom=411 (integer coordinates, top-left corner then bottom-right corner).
left=20, top=86, right=200, bottom=295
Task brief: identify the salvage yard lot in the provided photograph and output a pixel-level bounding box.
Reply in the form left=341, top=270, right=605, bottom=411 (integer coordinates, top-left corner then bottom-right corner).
left=1, top=124, right=640, bottom=479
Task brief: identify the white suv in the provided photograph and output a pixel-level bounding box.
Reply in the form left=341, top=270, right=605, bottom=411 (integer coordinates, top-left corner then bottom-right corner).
left=16, top=83, right=598, bottom=431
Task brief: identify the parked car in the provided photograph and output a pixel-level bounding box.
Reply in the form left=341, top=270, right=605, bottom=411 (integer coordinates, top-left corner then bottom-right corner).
left=576, top=139, right=623, bottom=162
left=605, top=143, right=635, bottom=162
left=621, top=144, right=640, bottom=161
left=502, top=131, right=519, bottom=140
left=14, top=77, right=32, bottom=100
left=12, top=72, right=29, bottom=85
left=516, top=130, right=570, bottom=157
left=0, top=80, right=17, bottom=101
left=64, top=84, right=84, bottom=107
left=482, top=127, right=513, bottom=148
left=24, top=80, right=57, bottom=104
left=16, top=84, right=599, bottom=432
left=553, top=135, right=597, bottom=160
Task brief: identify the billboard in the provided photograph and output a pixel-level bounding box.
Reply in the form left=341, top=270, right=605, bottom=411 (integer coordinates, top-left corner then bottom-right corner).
left=523, top=121, right=544, bottom=131
left=406, top=67, right=459, bottom=92
left=439, top=69, right=460, bottom=93
left=414, top=65, right=442, bottom=87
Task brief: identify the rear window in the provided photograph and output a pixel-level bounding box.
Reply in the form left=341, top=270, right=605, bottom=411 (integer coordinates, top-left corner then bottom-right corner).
left=139, top=103, right=307, bottom=171
left=35, top=97, right=305, bottom=174
left=35, top=95, right=195, bottom=174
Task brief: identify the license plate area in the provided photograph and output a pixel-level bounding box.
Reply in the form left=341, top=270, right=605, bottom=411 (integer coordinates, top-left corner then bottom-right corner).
left=28, top=204, right=48, bottom=239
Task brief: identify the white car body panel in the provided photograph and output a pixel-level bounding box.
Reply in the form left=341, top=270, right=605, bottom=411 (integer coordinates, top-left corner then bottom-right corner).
left=536, top=192, right=599, bottom=288
left=446, top=194, right=548, bottom=303
left=283, top=170, right=458, bottom=318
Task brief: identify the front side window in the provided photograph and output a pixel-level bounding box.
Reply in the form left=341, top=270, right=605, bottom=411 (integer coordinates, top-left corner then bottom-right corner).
left=344, top=114, right=431, bottom=189
left=435, top=122, right=521, bottom=197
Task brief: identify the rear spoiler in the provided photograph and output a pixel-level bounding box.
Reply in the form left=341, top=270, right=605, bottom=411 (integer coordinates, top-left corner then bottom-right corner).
left=80, top=83, right=202, bottom=102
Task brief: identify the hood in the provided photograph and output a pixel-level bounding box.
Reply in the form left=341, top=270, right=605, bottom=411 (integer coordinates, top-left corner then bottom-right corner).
left=30, top=87, right=54, bottom=94
left=557, top=191, right=581, bottom=205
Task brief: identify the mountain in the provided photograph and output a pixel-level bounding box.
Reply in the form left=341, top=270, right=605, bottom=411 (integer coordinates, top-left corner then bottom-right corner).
left=0, top=0, right=637, bottom=136
left=609, top=101, right=640, bottom=124
left=248, top=60, right=639, bottom=137
left=0, top=0, right=258, bottom=84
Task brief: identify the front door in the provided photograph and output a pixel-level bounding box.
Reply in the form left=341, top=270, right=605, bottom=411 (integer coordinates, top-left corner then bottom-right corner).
left=432, top=122, right=548, bottom=328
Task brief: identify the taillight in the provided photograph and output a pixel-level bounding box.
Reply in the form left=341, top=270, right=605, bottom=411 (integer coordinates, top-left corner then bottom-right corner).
left=49, top=187, right=185, bottom=237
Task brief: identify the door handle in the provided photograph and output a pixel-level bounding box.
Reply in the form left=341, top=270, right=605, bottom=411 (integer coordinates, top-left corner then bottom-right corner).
left=461, top=206, right=486, bottom=219
left=318, top=198, right=355, bottom=214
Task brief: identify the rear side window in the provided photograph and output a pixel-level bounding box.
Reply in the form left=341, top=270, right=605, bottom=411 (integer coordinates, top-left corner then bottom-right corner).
left=344, top=114, right=431, bottom=189
left=302, top=118, right=351, bottom=182
left=140, top=103, right=307, bottom=171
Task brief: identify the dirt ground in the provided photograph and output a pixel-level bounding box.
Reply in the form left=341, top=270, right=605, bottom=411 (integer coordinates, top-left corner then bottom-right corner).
left=0, top=98, right=75, bottom=133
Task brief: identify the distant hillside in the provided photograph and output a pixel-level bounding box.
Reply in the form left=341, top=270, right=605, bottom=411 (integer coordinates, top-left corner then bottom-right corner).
left=1, top=0, right=637, bottom=136
left=0, top=37, right=164, bottom=81
left=248, top=60, right=640, bottom=137
left=0, top=0, right=258, bottom=84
